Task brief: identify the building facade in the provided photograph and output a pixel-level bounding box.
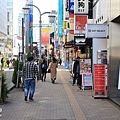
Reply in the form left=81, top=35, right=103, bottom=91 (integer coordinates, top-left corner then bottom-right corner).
left=0, top=0, right=7, bottom=55
left=90, top=0, right=120, bottom=105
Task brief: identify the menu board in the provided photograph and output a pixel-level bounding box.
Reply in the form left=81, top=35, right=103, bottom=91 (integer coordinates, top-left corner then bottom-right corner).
left=80, top=59, right=91, bottom=74
left=93, top=64, right=107, bottom=98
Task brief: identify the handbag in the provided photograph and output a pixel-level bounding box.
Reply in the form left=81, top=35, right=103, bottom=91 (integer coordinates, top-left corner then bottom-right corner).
left=47, top=69, right=51, bottom=73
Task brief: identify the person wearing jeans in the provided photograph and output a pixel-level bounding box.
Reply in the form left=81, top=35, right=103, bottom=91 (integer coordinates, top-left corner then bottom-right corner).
left=24, top=79, right=35, bottom=101
left=23, top=56, right=40, bottom=102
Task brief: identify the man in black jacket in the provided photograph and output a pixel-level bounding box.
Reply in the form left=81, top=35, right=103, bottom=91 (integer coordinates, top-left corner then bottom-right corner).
left=72, top=56, right=80, bottom=86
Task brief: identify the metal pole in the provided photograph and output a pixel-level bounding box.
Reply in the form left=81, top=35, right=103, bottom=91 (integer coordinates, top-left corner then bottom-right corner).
left=27, top=4, right=42, bottom=59
left=22, top=18, right=24, bottom=54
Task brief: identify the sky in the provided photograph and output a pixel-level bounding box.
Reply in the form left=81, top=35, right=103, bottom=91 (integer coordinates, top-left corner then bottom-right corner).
left=33, top=0, right=58, bottom=24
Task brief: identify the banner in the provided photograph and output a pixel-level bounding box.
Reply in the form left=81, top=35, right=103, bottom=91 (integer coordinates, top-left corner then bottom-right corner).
left=42, top=28, right=51, bottom=45
left=68, top=0, right=74, bottom=13
left=74, top=15, right=87, bottom=34
left=50, top=32, right=54, bottom=45
left=69, top=13, right=74, bottom=34
left=58, top=0, right=63, bottom=37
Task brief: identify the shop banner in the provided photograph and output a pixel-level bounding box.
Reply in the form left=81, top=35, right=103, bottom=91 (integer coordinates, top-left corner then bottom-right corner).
left=74, top=0, right=88, bottom=14
left=93, top=64, right=107, bottom=98
left=85, top=24, right=107, bottom=38
left=74, top=15, right=87, bottom=34
left=68, top=0, right=74, bottom=13
left=58, top=0, right=63, bottom=37
left=69, top=13, right=74, bottom=34
left=42, top=27, right=51, bottom=45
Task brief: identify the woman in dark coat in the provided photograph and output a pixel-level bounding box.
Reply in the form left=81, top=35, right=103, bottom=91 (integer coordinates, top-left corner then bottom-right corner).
left=41, top=59, right=48, bottom=82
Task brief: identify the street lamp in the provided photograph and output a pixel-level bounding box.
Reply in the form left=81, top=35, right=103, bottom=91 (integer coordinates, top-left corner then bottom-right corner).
left=22, top=4, right=51, bottom=60
left=22, top=6, right=30, bottom=54
left=48, top=14, right=56, bottom=58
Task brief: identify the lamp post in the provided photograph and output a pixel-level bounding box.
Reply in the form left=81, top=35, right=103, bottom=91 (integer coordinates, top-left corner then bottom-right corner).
left=23, top=4, right=51, bottom=60
left=22, top=6, right=30, bottom=54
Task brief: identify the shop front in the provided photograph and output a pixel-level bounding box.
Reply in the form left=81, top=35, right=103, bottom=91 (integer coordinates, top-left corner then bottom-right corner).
left=74, top=35, right=93, bottom=88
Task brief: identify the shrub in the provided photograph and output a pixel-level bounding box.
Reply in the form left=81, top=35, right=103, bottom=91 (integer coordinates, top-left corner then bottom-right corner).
left=12, top=59, right=18, bottom=86
left=1, top=72, right=9, bottom=102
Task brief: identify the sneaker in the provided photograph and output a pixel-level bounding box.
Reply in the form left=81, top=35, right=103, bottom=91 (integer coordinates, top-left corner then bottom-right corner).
left=24, top=96, right=27, bottom=102
left=29, top=98, right=34, bottom=102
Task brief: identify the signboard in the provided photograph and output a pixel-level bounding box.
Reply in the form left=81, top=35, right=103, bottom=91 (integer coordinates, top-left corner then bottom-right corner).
left=58, top=0, right=63, bottom=37
left=74, top=15, right=87, bottom=34
left=82, top=73, right=93, bottom=87
left=93, top=64, right=107, bottom=98
left=69, top=13, right=74, bottom=34
left=80, top=59, right=91, bottom=74
left=68, top=0, right=74, bottom=13
left=85, top=24, right=107, bottom=38
left=74, top=36, right=86, bottom=46
left=74, top=0, right=88, bottom=14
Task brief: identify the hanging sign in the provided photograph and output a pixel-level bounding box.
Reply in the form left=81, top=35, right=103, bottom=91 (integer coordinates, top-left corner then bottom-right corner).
left=68, top=0, right=74, bottom=13
left=74, top=15, right=87, bottom=34
left=74, top=0, right=88, bottom=14
left=85, top=24, right=107, bottom=38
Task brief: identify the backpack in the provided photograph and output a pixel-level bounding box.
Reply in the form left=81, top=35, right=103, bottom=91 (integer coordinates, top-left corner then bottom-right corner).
left=42, top=64, right=47, bottom=69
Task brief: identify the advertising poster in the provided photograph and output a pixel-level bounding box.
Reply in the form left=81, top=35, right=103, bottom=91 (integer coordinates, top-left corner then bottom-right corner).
left=74, top=15, right=87, bottom=34
left=93, top=64, right=107, bottom=98
left=42, top=27, right=51, bottom=45
left=82, top=73, right=93, bottom=90
left=80, top=59, right=91, bottom=74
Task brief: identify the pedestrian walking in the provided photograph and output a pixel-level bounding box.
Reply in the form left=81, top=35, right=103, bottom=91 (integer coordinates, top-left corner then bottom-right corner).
left=41, top=59, right=48, bottom=82
left=72, top=56, right=81, bottom=86
left=47, top=57, right=58, bottom=84
left=22, top=56, right=40, bottom=102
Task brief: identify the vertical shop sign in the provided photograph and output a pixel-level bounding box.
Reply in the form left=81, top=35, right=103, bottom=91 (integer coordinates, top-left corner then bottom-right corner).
left=69, top=13, right=74, bottom=34
left=74, top=15, right=87, bottom=34
left=58, top=0, right=63, bottom=37
left=74, top=0, right=88, bottom=14
left=68, top=0, right=74, bottom=13
left=94, top=64, right=107, bottom=98
left=29, top=0, right=33, bottom=44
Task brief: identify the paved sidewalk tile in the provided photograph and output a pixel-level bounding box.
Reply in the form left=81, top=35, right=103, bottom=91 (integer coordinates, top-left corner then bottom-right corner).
left=0, top=65, right=120, bottom=120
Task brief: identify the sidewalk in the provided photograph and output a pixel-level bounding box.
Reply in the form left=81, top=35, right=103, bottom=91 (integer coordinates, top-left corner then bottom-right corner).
left=0, top=65, right=120, bottom=120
